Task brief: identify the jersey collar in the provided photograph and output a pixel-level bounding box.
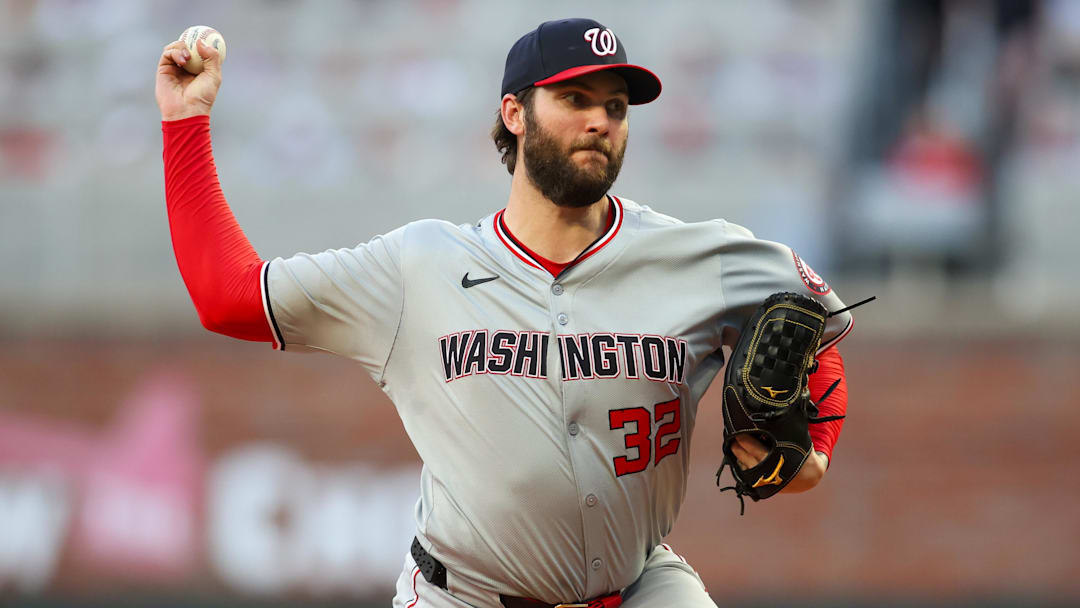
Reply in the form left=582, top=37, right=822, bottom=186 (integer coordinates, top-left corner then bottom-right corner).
left=494, top=195, right=624, bottom=278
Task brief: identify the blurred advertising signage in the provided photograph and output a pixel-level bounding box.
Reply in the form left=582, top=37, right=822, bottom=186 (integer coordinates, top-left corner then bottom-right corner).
left=208, top=445, right=418, bottom=595
left=0, top=374, right=417, bottom=596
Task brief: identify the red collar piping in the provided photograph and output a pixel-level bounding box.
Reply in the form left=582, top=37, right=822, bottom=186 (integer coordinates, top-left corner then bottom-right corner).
left=494, top=196, right=624, bottom=278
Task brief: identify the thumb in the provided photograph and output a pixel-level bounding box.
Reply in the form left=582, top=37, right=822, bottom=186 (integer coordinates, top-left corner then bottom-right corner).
left=196, top=39, right=222, bottom=75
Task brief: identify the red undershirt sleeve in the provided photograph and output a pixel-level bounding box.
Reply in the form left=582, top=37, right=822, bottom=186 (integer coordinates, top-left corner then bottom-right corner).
left=807, top=346, right=848, bottom=463
left=162, top=115, right=272, bottom=343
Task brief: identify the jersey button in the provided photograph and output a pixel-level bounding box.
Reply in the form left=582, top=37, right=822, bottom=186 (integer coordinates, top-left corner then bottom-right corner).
left=557, top=313, right=568, bottom=325
left=568, top=422, right=579, bottom=436
left=551, top=283, right=564, bottom=295
left=591, top=558, right=603, bottom=570
left=585, top=494, right=598, bottom=507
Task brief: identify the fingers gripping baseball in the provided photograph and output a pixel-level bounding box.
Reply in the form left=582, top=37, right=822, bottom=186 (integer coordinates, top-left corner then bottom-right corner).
left=730, top=434, right=767, bottom=470
left=156, top=39, right=223, bottom=121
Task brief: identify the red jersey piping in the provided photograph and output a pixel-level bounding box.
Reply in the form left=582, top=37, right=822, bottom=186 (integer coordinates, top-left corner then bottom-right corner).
left=494, top=195, right=623, bottom=278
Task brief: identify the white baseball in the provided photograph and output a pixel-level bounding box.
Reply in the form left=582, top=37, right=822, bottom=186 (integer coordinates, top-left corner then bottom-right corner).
left=178, top=25, right=226, bottom=75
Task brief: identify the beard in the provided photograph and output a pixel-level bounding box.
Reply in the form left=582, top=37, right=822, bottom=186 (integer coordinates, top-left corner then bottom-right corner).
left=521, top=110, right=627, bottom=208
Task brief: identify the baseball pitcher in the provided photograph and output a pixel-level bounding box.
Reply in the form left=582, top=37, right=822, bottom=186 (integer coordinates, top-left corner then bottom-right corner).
left=156, top=18, right=855, bottom=608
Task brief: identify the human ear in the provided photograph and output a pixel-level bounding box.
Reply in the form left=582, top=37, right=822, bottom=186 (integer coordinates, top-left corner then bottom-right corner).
left=501, top=94, right=526, bottom=136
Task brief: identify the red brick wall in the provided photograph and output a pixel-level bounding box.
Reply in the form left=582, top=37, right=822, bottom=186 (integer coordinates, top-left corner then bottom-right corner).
left=1, top=338, right=1077, bottom=601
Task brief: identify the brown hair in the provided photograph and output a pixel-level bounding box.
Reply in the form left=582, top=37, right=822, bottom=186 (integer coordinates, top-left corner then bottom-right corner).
left=491, top=87, right=536, bottom=175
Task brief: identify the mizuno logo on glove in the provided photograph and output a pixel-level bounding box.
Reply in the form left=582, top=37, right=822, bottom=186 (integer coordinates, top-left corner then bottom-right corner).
left=752, top=455, right=785, bottom=488
left=759, top=386, right=789, bottom=399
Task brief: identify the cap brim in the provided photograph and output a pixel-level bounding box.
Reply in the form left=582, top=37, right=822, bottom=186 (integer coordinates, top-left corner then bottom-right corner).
left=534, top=63, right=662, bottom=105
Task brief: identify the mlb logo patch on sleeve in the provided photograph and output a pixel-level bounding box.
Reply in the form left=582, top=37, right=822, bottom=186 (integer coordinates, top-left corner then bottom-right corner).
left=791, top=250, right=831, bottom=295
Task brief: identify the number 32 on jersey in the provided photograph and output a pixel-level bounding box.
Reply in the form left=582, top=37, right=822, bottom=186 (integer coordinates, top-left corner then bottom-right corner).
left=608, top=398, right=681, bottom=477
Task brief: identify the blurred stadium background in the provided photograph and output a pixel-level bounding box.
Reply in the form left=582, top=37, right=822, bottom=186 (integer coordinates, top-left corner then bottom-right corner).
left=1, top=0, right=1078, bottom=606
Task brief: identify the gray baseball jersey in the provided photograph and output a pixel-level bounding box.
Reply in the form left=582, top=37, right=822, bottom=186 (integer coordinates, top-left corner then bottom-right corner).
left=262, top=196, right=853, bottom=602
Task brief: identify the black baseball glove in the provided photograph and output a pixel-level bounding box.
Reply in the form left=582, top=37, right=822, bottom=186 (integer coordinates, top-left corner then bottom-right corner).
left=717, top=292, right=844, bottom=514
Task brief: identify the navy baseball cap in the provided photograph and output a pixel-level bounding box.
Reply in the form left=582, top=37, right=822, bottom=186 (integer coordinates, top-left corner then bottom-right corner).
left=501, top=18, right=662, bottom=105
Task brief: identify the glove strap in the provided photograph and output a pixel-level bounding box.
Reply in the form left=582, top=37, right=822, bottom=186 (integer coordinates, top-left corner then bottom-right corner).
left=715, top=457, right=749, bottom=516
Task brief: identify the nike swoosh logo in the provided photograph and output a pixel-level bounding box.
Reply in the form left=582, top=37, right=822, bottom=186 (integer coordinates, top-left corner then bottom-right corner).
left=461, top=273, right=500, bottom=289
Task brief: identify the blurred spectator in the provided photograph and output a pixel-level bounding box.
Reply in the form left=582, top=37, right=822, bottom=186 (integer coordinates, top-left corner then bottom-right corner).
left=841, top=0, right=1038, bottom=277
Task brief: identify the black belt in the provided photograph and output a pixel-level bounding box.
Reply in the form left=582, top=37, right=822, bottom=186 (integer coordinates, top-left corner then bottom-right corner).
left=411, top=536, right=448, bottom=590
left=410, top=537, right=622, bottom=608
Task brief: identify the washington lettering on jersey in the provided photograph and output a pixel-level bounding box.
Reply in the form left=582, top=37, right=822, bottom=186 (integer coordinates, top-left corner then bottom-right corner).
left=439, top=330, right=550, bottom=381
left=439, top=330, right=687, bottom=385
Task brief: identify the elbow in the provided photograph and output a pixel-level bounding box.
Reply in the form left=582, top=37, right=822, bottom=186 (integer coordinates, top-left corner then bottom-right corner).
left=193, top=294, right=270, bottom=342
left=194, top=295, right=247, bottom=335
left=196, top=306, right=230, bottom=335
left=782, top=451, right=828, bottom=494
left=183, top=261, right=270, bottom=341
left=798, top=462, right=826, bottom=491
